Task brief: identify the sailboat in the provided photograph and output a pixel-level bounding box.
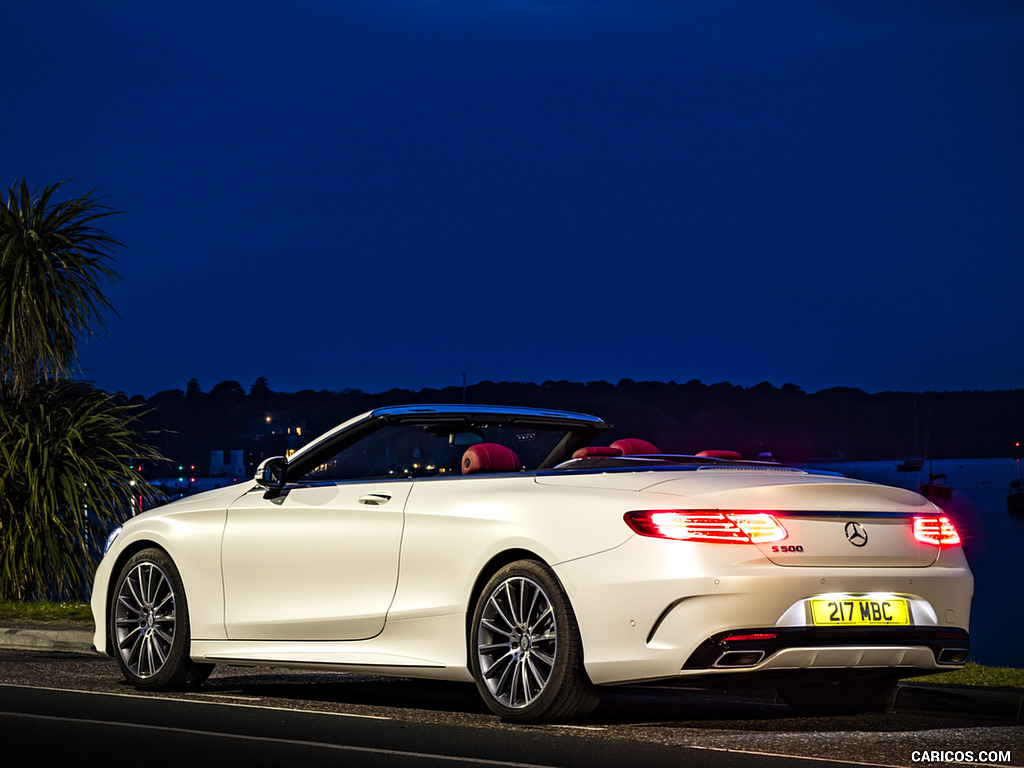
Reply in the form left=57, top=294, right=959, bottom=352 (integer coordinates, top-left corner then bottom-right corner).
left=897, top=400, right=925, bottom=472
left=1008, top=449, right=1024, bottom=515
left=920, top=467, right=953, bottom=502
left=1007, top=478, right=1024, bottom=514
left=916, top=421, right=953, bottom=502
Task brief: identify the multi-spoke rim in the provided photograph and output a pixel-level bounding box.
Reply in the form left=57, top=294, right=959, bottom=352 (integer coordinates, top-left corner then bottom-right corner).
left=476, top=576, right=557, bottom=709
left=113, top=561, right=177, bottom=679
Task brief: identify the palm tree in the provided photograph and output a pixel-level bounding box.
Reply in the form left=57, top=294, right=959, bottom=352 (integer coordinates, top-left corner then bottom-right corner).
left=0, top=179, right=122, bottom=401
left=0, top=179, right=164, bottom=600
left=0, top=381, right=164, bottom=600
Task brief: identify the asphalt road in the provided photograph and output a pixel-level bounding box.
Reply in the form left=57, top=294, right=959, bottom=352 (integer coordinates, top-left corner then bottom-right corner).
left=1, top=648, right=1021, bottom=768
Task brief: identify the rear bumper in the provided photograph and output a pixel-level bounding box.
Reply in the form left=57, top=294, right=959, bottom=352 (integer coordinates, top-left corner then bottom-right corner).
left=684, top=626, right=969, bottom=672
left=555, top=535, right=973, bottom=686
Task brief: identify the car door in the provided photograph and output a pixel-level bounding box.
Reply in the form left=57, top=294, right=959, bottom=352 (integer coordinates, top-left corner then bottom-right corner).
left=221, top=478, right=412, bottom=641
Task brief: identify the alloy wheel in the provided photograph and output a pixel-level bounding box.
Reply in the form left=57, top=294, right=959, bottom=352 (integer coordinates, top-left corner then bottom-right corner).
left=475, top=576, right=557, bottom=709
left=113, top=560, right=177, bottom=679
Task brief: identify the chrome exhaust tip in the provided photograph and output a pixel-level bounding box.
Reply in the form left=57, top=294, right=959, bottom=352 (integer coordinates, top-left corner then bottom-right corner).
left=713, top=650, right=766, bottom=668
left=937, top=647, right=969, bottom=665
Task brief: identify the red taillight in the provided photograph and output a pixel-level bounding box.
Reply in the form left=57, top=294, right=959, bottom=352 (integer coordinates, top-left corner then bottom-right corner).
left=624, top=510, right=788, bottom=543
left=729, top=513, right=789, bottom=543
left=913, top=516, right=962, bottom=547
left=722, top=633, right=778, bottom=642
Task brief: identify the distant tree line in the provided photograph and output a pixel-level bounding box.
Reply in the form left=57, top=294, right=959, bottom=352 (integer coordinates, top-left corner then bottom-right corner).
left=121, top=377, right=1024, bottom=477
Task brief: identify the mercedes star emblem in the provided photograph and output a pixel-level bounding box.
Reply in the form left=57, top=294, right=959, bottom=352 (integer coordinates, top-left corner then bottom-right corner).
left=845, top=521, right=869, bottom=547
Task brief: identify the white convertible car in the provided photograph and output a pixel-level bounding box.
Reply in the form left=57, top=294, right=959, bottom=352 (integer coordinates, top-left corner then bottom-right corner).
left=91, top=404, right=973, bottom=721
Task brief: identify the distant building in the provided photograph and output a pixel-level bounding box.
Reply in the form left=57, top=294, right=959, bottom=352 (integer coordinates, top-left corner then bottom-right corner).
left=210, top=449, right=246, bottom=477
left=246, top=411, right=307, bottom=456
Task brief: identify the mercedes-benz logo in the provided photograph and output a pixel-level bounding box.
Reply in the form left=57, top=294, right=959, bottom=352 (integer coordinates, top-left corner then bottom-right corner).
left=845, top=521, right=868, bottom=547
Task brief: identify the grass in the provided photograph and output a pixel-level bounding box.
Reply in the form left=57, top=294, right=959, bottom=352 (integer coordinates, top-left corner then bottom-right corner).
left=908, top=662, right=1024, bottom=690
left=0, top=600, right=93, bottom=624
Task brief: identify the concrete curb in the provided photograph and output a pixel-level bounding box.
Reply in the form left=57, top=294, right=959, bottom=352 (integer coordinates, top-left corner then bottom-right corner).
left=0, top=625, right=97, bottom=654
left=1, top=625, right=1021, bottom=722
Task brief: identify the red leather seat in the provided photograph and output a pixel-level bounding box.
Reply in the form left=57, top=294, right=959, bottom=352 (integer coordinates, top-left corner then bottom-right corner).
left=611, top=438, right=659, bottom=455
left=462, top=443, right=522, bottom=474
left=696, top=449, right=743, bottom=460
left=571, top=446, right=624, bottom=459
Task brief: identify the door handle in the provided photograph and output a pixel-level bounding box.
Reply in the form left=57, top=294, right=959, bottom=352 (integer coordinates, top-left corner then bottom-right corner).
left=358, top=493, right=392, bottom=506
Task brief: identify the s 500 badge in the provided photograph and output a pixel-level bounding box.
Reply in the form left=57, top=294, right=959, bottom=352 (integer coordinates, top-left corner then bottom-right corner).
left=772, top=545, right=804, bottom=552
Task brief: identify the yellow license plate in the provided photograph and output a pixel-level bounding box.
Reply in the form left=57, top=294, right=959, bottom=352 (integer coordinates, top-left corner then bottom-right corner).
left=810, top=597, right=910, bottom=626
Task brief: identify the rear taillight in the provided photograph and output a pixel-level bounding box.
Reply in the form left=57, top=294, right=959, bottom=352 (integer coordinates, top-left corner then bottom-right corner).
left=913, top=516, right=962, bottom=547
left=624, top=510, right=788, bottom=543
left=722, top=633, right=778, bottom=642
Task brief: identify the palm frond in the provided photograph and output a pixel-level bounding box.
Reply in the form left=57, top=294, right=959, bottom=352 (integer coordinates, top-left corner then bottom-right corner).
left=0, top=179, right=123, bottom=400
left=0, top=381, right=165, bottom=601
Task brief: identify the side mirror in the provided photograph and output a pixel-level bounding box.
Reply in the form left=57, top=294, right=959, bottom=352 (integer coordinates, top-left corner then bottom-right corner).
left=254, top=456, right=287, bottom=497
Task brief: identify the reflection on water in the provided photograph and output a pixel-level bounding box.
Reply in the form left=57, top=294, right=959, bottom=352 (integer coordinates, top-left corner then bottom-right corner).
left=803, top=457, right=1024, bottom=667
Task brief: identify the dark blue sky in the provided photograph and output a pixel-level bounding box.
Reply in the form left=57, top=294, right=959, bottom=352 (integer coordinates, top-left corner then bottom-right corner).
left=4, top=1, right=1023, bottom=397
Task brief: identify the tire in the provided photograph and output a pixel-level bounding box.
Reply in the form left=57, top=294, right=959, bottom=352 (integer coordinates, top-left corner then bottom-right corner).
left=470, top=559, right=600, bottom=722
left=109, top=548, right=213, bottom=690
left=776, top=675, right=897, bottom=715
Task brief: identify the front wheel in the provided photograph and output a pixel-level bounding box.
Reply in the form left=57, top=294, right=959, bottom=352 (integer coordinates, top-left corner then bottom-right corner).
left=109, top=548, right=213, bottom=690
left=470, top=560, right=599, bottom=722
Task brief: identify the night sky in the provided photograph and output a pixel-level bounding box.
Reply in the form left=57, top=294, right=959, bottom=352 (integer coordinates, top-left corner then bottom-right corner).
left=4, top=1, right=1023, bottom=398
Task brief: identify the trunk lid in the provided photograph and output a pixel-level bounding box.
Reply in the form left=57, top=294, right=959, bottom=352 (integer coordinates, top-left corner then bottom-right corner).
left=644, top=468, right=939, bottom=567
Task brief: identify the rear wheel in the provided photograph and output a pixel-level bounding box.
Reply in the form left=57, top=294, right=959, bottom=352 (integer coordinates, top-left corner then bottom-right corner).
left=776, top=675, right=897, bottom=715
left=470, top=559, right=599, bottom=722
left=110, top=548, right=213, bottom=690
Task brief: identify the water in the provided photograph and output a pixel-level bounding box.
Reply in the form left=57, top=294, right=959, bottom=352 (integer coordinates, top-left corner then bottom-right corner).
left=804, top=457, right=1024, bottom=668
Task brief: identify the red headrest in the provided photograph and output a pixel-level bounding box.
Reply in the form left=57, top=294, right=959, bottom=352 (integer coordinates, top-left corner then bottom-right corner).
left=611, top=438, right=659, bottom=455
left=696, top=450, right=743, bottom=460
left=462, top=443, right=522, bottom=474
left=571, top=446, right=624, bottom=459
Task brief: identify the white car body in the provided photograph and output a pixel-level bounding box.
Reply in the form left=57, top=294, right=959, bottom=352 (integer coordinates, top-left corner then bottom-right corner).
left=91, top=404, right=973, bottom=721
